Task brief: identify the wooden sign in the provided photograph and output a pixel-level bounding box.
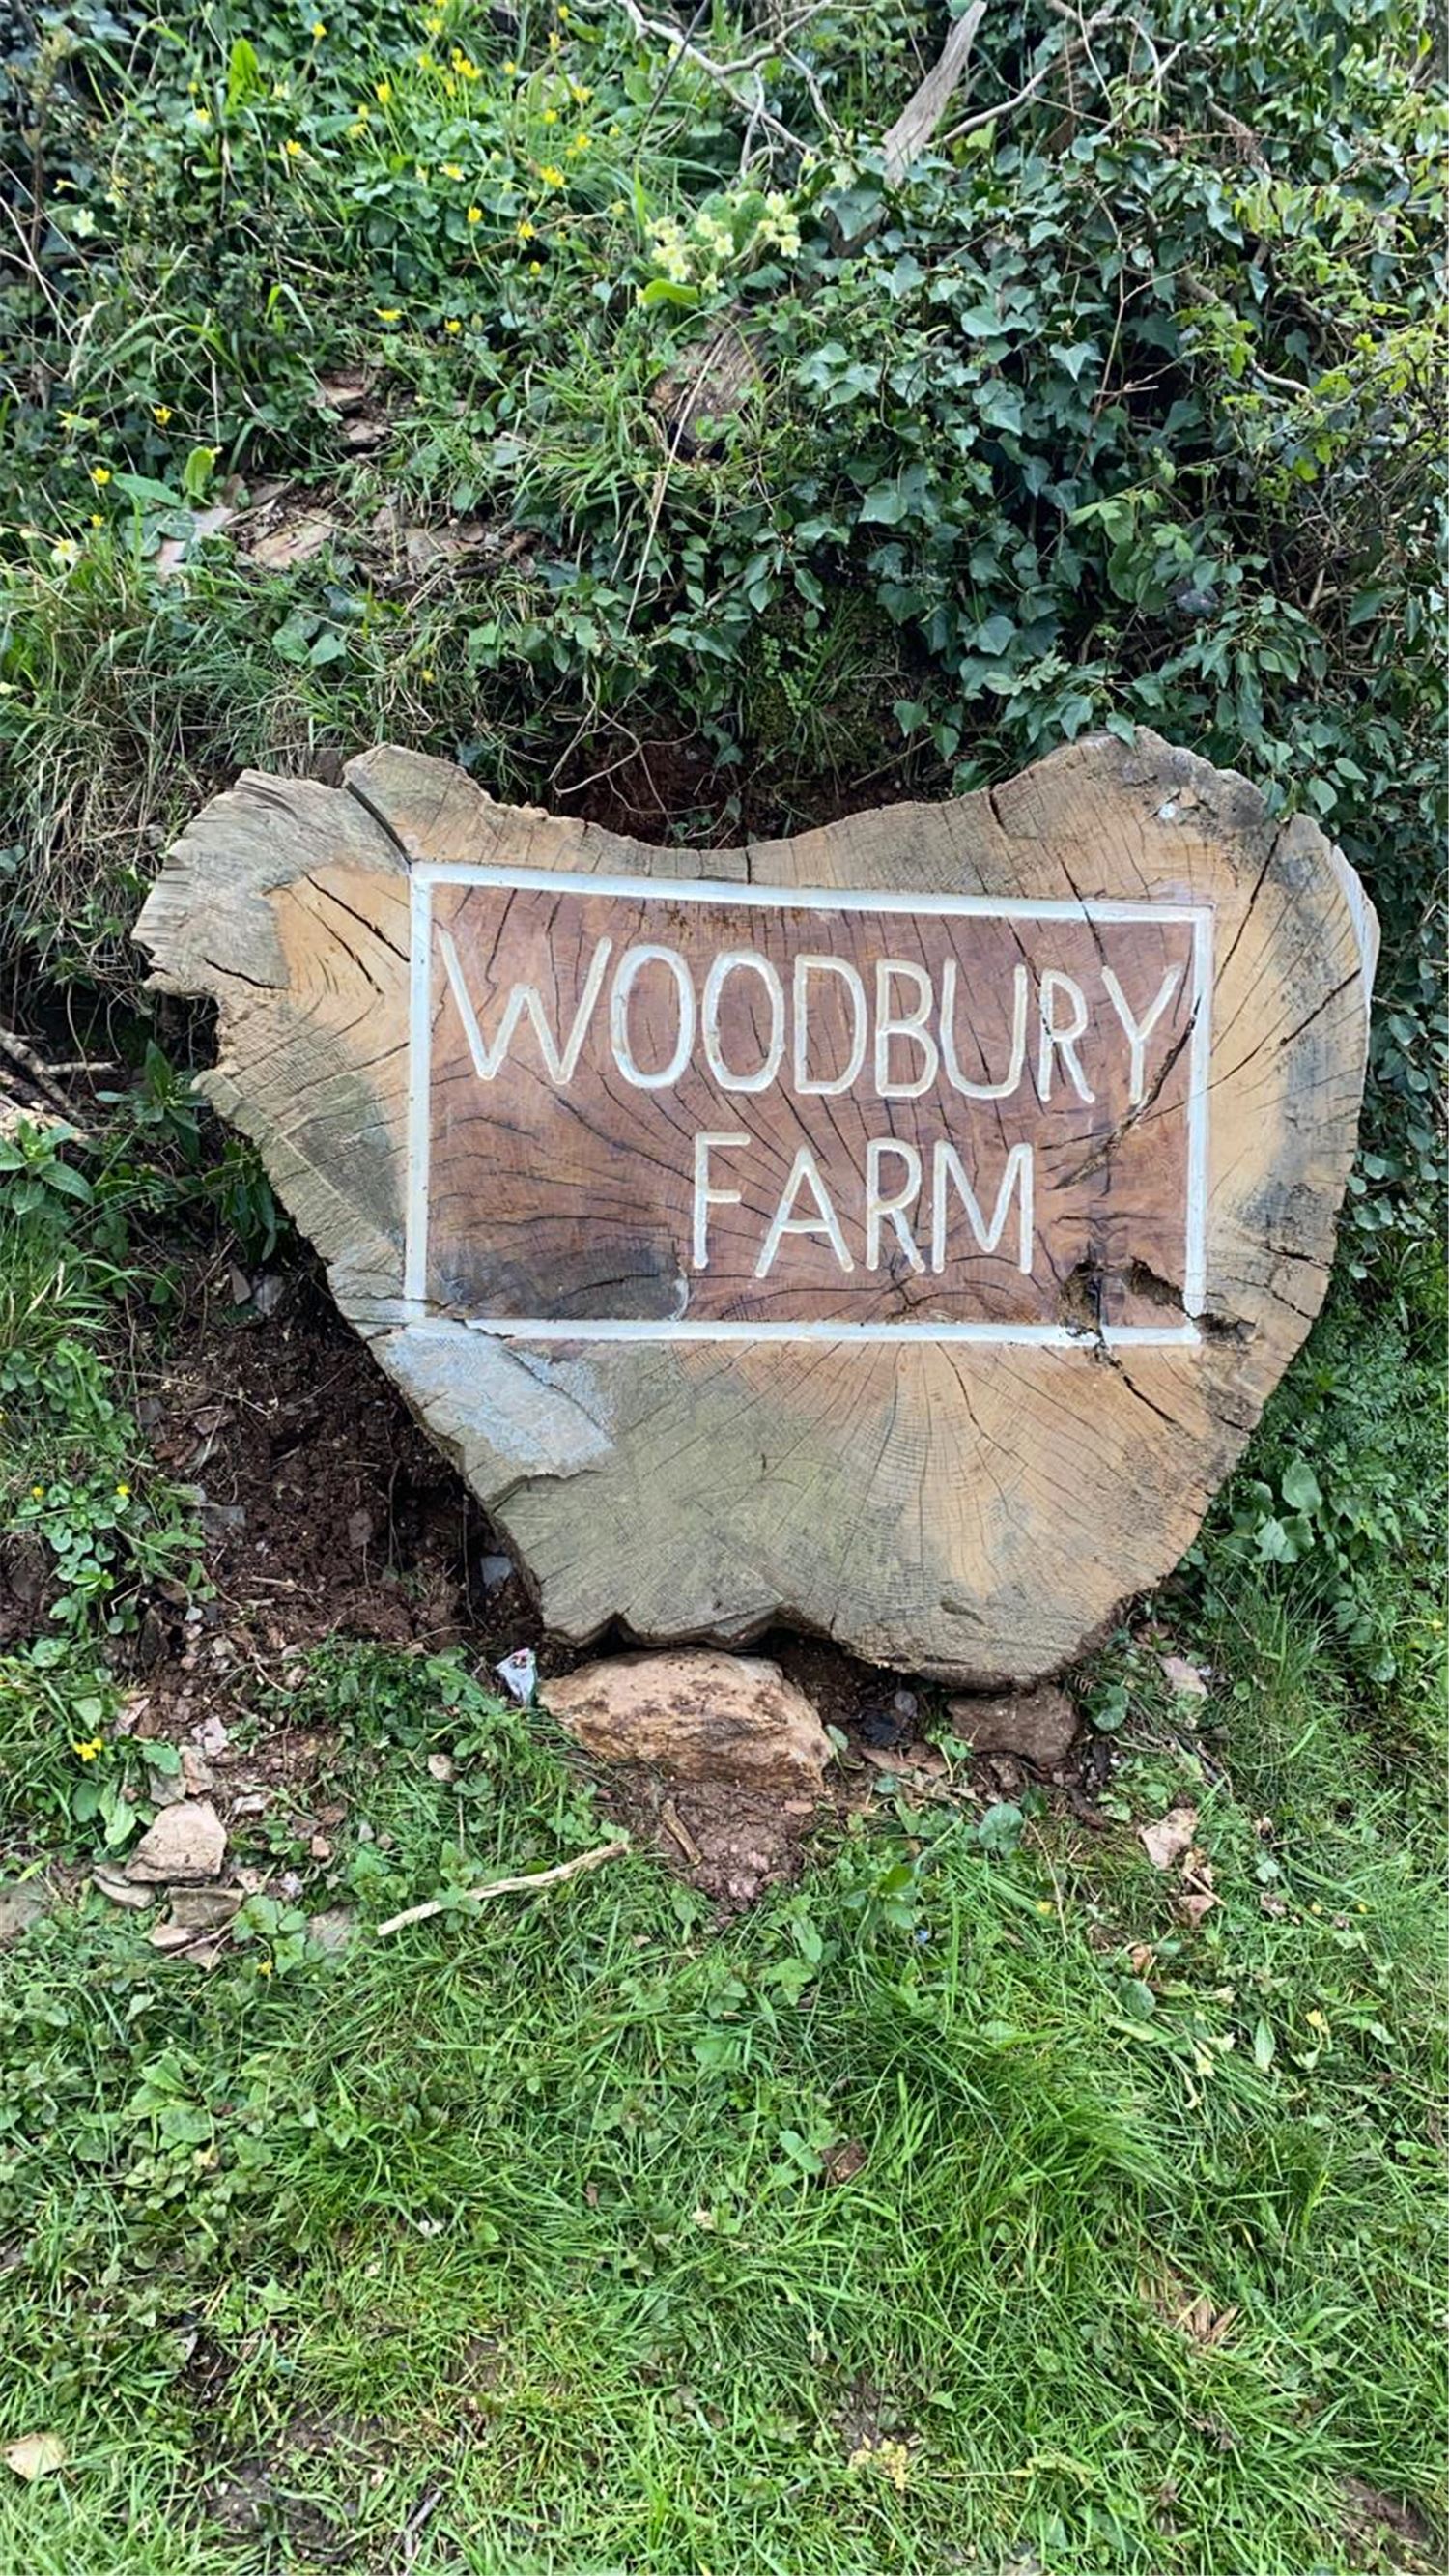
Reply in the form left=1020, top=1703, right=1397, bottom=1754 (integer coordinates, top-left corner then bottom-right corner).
left=136, top=732, right=1376, bottom=1682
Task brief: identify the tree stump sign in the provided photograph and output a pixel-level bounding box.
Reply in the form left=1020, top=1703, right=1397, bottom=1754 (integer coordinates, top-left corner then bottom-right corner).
left=136, top=731, right=1376, bottom=1682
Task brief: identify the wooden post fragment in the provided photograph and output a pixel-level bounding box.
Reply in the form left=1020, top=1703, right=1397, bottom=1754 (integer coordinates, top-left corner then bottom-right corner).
left=134, top=730, right=1376, bottom=1684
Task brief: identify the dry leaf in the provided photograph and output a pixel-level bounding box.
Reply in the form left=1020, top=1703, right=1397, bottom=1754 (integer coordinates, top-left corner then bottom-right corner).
left=246, top=512, right=338, bottom=572
left=1140, top=1806, right=1198, bottom=1871
left=1160, top=1654, right=1209, bottom=1699
left=1177, top=2294, right=1238, bottom=2347
left=5, top=2433, right=66, bottom=2480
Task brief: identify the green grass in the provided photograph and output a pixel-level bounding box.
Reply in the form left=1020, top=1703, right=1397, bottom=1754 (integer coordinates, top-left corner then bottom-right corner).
left=1, top=1599, right=1444, bottom=2575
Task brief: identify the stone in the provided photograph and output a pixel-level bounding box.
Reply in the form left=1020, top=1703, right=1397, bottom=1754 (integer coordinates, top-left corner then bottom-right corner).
left=134, top=730, right=1376, bottom=1682
left=542, top=1651, right=833, bottom=1796
left=124, top=1798, right=227, bottom=1884
left=0, top=1878, right=52, bottom=1945
left=946, top=1685, right=1078, bottom=1770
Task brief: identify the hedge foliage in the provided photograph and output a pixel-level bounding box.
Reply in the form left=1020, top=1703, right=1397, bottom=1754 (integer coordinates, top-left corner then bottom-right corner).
left=1, top=0, right=1443, bottom=1260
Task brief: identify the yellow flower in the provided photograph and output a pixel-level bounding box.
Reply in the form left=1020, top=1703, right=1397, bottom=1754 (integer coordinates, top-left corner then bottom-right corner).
left=548, top=26, right=560, bottom=47
left=311, top=18, right=327, bottom=36
left=441, top=160, right=465, bottom=179
left=90, top=513, right=103, bottom=527
left=257, top=1957, right=273, bottom=1976
left=59, top=406, right=82, bottom=429
left=503, top=58, right=517, bottom=74
left=375, top=78, right=392, bottom=102
left=30, top=1484, right=44, bottom=1500
left=570, top=80, right=592, bottom=103
left=466, top=204, right=482, bottom=224
left=516, top=218, right=537, bottom=242
left=568, top=131, right=590, bottom=156
left=540, top=163, right=565, bottom=186
left=193, top=105, right=212, bottom=125
left=527, top=259, right=542, bottom=275
left=71, top=1737, right=103, bottom=1761
left=152, top=403, right=172, bottom=425
left=421, top=666, right=436, bottom=683
left=115, top=1482, right=130, bottom=1501
left=443, top=317, right=461, bottom=333
left=284, top=136, right=304, bottom=157
left=416, top=50, right=435, bottom=70
left=543, top=106, right=557, bottom=123
left=90, top=465, right=111, bottom=486
left=376, top=305, right=402, bottom=323
left=558, top=4, right=570, bottom=17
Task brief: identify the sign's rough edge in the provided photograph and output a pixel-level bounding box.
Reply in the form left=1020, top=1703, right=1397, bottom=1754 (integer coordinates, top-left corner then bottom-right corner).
left=133, top=728, right=1378, bottom=1686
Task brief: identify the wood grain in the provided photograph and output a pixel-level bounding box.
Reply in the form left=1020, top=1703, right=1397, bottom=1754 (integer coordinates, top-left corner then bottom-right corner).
left=134, top=731, right=1376, bottom=1683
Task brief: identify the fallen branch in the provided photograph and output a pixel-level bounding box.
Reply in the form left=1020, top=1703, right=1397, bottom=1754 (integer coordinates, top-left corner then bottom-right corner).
left=374, top=1837, right=629, bottom=1939
left=882, top=0, right=987, bottom=181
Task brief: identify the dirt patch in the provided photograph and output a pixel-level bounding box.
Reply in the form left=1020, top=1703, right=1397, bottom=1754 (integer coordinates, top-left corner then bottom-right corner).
left=140, top=1264, right=470, bottom=1661
left=1339, top=2477, right=1440, bottom=2574
left=6, top=1240, right=1120, bottom=1900
left=593, top=1764, right=818, bottom=1908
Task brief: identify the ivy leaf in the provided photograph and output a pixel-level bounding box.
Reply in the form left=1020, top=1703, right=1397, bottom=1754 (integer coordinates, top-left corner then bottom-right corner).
left=976, top=1801, right=1025, bottom=1856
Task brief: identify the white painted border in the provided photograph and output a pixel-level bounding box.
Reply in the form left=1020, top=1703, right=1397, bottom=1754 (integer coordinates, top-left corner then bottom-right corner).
left=403, top=864, right=1213, bottom=1350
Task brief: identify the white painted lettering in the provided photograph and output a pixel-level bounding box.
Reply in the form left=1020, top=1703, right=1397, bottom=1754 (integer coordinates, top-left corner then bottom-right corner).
left=792, top=955, right=867, bottom=1097
left=1036, top=970, right=1094, bottom=1104
left=692, top=1131, right=751, bottom=1269
left=610, top=943, right=696, bottom=1089
left=874, top=959, right=940, bottom=1100
left=440, top=926, right=611, bottom=1086
left=940, top=958, right=1029, bottom=1099
left=701, top=951, right=785, bottom=1094
left=755, top=1147, right=854, bottom=1279
left=930, top=1140, right=1035, bottom=1274
left=866, top=1139, right=924, bottom=1273
left=1100, top=963, right=1183, bottom=1106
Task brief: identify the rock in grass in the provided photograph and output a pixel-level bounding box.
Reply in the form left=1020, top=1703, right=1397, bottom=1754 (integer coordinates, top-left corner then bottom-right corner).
left=542, top=1651, right=832, bottom=1797
left=124, top=1798, right=228, bottom=1884
left=946, top=1685, right=1078, bottom=1770
left=0, top=1878, right=52, bottom=1944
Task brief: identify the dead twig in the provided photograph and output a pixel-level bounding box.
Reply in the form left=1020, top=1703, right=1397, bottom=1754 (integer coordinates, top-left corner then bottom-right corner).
left=606, top=0, right=825, bottom=155
left=0, top=1025, right=77, bottom=1115
left=940, top=5, right=1122, bottom=147
left=374, top=1837, right=630, bottom=1939
left=659, top=1798, right=701, bottom=1865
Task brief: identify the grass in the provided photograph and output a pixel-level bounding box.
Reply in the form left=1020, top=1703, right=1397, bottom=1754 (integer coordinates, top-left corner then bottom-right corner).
left=1, top=1541, right=1445, bottom=2573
